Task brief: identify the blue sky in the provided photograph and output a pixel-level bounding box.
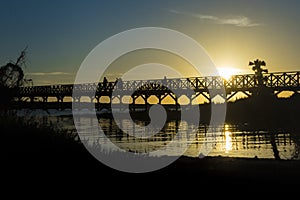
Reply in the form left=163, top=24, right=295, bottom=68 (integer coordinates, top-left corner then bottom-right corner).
left=1, top=0, right=300, bottom=85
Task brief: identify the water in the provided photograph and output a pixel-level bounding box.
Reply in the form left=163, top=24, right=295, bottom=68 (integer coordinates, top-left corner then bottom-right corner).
left=17, top=109, right=300, bottom=160
left=81, top=117, right=300, bottom=160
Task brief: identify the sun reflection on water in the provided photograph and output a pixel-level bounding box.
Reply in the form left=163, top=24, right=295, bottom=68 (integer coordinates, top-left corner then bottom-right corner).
left=69, top=116, right=300, bottom=160
left=224, top=124, right=232, bottom=153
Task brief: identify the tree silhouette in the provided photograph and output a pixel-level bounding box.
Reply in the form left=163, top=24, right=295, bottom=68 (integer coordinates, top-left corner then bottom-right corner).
left=0, top=48, right=27, bottom=109
left=249, top=59, right=280, bottom=159
left=249, top=59, right=268, bottom=86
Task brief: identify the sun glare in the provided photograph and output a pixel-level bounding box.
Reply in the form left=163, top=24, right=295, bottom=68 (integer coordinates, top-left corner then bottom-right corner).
left=217, top=67, right=240, bottom=80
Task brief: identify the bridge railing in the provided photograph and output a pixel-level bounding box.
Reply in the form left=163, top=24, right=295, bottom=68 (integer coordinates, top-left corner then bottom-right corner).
left=17, top=71, right=300, bottom=98
left=265, top=71, right=300, bottom=89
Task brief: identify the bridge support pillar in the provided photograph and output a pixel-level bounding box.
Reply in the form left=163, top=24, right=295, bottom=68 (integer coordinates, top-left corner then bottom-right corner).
left=132, top=96, right=137, bottom=112
left=142, top=95, right=149, bottom=111
left=156, top=95, right=162, bottom=104
left=57, top=96, right=64, bottom=102
left=95, top=96, right=100, bottom=103
left=73, top=97, right=79, bottom=102
left=43, top=96, right=48, bottom=102
left=89, top=96, right=94, bottom=103
left=95, top=96, right=100, bottom=111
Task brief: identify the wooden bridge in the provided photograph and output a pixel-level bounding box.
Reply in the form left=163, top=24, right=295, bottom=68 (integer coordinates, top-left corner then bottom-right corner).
left=15, top=71, right=300, bottom=108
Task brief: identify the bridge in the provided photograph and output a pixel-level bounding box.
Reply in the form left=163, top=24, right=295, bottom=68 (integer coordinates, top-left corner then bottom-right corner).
left=15, top=71, right=300, bottom=110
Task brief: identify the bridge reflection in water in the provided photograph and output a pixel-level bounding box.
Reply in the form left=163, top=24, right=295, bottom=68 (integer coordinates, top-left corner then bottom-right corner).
left=35, top=114, right=298, bottom=160
left=15, top=71, right=300, bottom=110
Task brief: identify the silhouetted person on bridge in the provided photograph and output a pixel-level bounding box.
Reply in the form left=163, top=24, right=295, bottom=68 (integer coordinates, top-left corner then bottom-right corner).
left=103, top=77, right=108, bottom=89
left=162, top=76, right=167, bottom=87
left=116, top=78, right=123, bottom=90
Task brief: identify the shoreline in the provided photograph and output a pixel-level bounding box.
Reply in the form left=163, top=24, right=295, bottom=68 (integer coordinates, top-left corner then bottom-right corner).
left=96, top=155, right=300, bottom=183
left=5, top=151, right=300, bottom=183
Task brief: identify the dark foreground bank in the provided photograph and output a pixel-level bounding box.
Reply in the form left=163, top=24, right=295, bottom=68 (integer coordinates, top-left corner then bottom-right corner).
left=4, top=140, right=300, bottom=185
left=2, top=117, right=300, bottom=185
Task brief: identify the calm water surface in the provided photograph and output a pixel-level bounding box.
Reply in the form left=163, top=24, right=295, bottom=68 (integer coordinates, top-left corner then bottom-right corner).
left=18, top=109, right=300, bottom=160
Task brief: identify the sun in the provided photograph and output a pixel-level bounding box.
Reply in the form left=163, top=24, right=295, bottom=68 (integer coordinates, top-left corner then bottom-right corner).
left=217, top=67, right=240, bottom=80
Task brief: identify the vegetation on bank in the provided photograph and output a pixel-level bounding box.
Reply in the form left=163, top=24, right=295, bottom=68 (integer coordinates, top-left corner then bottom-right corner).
left=1, top=116, right=87, bottom=163
left=226, top=92, right=300, bottom=130
left=0, top=49, right=27, bottom=111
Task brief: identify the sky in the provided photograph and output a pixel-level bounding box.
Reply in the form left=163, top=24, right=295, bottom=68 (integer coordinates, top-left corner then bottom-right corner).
left=1, top=0, right=300, bottom=85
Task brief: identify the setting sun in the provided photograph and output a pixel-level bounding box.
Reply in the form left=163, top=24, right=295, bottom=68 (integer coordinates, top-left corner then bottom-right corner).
left=217, top=67, right=240, bottom=80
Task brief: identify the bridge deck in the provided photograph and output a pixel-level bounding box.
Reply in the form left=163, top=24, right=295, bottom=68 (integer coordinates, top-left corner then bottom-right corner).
left=16, top=71, right=300, bottom=104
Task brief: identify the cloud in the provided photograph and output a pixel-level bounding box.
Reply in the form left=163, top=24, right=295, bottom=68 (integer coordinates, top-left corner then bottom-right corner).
left=169, top=9, right=261, bottom=27
left=26, top=72, right=72, bottom=76
left=220, top=16, right=261, bottom=27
